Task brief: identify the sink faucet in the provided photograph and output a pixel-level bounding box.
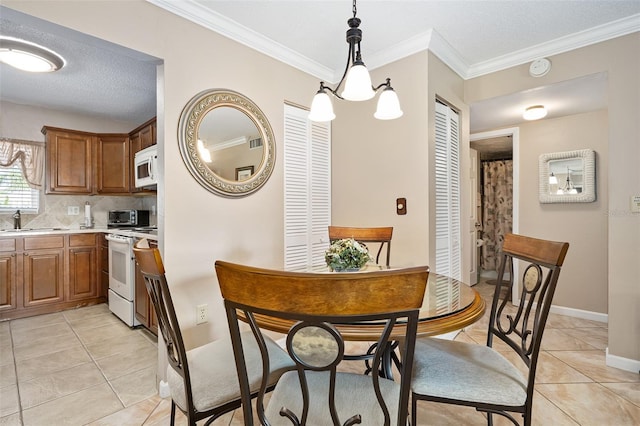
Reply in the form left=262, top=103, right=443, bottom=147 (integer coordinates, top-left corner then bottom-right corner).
left=12, top=210, right=21, bottom=230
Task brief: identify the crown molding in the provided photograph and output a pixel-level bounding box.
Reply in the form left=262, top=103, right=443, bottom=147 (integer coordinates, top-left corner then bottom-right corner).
left=466, top=13, right=640, bottom=79
left=146, top=0, right=334, bottom=82
left=147, top=1, right=639, bottom=82
left=364, top=29, right=470, bottom=80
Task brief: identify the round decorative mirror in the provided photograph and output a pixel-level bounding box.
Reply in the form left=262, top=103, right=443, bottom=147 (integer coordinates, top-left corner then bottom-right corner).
left=178, top=89, right=276, bottom=197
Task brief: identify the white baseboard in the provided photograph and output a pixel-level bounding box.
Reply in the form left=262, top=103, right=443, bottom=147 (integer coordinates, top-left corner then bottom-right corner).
left=606, top=348, right=640, bottom=374
left=549, top=304, right=608, bottom=323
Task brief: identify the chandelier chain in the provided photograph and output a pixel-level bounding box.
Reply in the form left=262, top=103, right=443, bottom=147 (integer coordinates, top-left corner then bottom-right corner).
left=353, top=0, right=357, bottom=18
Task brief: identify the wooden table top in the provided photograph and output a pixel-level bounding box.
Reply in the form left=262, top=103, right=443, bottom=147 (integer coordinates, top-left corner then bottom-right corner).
left=250, top=270, right=486, bottom=341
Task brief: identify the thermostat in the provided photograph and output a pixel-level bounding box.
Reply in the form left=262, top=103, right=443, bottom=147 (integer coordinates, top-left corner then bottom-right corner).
left=529, top=58, right=551, bottom=77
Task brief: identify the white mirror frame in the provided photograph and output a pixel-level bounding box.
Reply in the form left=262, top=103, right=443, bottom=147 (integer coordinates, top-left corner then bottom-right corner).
left=539, top=149, right=596, bottom=203
left=178, top=89, right=276, bottom=198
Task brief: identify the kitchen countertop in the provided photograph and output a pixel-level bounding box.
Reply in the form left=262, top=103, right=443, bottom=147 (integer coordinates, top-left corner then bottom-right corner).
left=0, top=227, right=159, bottom=240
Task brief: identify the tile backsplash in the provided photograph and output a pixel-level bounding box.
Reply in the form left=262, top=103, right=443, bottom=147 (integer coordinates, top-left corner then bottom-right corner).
left=0, top=195, right=157, bottom=230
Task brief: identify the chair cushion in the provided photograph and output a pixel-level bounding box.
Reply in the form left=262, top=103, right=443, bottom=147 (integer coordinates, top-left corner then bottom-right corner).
left=411, top=338, right=527, bottom=407
left=264, top=370, right=403, bottom=425
left=167, top=331, right=294, bottom=413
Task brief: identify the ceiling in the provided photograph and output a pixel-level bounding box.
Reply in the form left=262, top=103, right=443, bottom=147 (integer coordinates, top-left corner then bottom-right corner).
left=1, top=1, right=638, bottom=132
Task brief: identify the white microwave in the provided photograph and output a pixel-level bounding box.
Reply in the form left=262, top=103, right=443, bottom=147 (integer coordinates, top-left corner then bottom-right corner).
left=134, top=145, right=158, bottom=188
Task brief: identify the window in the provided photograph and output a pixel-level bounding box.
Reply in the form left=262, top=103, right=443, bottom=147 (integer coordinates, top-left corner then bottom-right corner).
left=0, top=162, right=40, bottom=213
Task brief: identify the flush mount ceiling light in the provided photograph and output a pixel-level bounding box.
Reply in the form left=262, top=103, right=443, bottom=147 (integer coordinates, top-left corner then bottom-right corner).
left=523, top=105, right=547, bottom=121
left=0, top=37, right=65, bottom=72
left=308, top=0, right=402, bottom=122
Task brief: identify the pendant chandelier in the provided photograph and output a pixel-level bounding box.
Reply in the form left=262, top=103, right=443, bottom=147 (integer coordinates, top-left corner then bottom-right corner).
left=308, top=0, right=403, bottom=122
left=557, top=167, right=578, bottom=195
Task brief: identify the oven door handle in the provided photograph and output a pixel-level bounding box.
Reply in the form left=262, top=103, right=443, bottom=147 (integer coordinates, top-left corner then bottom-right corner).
left=105, top=234, right=133, bottom=244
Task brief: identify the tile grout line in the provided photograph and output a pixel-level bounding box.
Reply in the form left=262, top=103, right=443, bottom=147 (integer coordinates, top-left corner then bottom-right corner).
left=8, top=322, right=25, bottom=425
left=62, top=311, right=129, bottom=415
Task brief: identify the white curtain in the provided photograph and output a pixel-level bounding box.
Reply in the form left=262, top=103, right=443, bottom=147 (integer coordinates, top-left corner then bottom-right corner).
left=0, top=138, right=45, bottom=189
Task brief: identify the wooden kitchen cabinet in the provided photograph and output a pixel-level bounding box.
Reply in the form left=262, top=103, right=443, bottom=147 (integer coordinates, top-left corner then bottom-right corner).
left=43, top=119, right=155, bottom=196
left=139, top=119, right=156, bottom=149
left=23, top=236, right=65, bottom=308
left=129, top=118, right=157, bottom=194
left=0, top=233, right=104, bottom=321
left=43, top=127, right=94, bottom=194
left=99, top=234, right=109, bottom=298
left=134, top=239, right=158, bottom=334
left=0, top=239, right=17, bottom=312
left=67, top=234, right=99, bottom=301
left=97, top=134, right=130, bottom=194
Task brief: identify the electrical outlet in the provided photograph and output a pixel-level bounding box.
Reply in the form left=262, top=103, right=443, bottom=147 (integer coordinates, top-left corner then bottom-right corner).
left=196, top=304, right=208, bottom=324
left=68, top=206, right=79, bottom=215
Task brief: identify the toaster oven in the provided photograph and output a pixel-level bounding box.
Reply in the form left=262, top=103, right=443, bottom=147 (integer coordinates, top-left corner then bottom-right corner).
left=107, top=210, right=150, bottom=228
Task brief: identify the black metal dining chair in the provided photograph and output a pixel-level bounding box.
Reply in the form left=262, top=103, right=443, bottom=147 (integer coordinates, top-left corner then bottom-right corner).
left=328, top=226, right=393, bottom=267
left=133, top=241, right=294, bottom=426
left=215, top=260, right=429, bottom=425
left=410, top=233, right=569, bottom=426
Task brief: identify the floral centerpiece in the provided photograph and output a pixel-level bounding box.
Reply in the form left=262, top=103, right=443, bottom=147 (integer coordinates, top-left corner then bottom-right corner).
left=325, top=238, right=372, bottom=271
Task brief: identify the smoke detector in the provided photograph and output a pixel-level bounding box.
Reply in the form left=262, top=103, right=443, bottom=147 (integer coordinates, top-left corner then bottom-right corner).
left=529, top=58, right=551, bottom=77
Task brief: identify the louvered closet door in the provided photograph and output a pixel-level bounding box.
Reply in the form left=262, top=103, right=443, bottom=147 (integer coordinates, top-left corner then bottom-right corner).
left=284, top=104, right=331, bottom=271
left=434, top=101, right=461, bottom=280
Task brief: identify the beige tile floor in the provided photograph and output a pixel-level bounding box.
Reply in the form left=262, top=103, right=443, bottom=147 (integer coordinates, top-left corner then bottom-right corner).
left=1, top=282, right=638, bottom=425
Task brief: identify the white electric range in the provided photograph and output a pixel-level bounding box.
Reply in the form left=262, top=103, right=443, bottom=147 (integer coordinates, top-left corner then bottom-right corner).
left=106, top=226, right=157, bottom=326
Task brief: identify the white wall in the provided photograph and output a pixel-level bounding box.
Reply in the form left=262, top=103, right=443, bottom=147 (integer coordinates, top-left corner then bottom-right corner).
left=5, top=1, right=637, bottom=370
left=3, top=0, right=319, bottom=350
left=1, top=100, right=139, bottom=140
left=466, top=34, right=640, bottom=368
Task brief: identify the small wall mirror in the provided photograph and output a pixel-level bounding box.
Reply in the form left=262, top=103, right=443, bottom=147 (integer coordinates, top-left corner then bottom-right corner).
left=539, top=149, right=596, bottom=203
left=178, top=89, right=275, bottom=197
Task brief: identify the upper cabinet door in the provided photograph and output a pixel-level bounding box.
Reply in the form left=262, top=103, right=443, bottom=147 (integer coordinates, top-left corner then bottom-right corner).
left=97, top=134, right=130, bottom=194
left=139, top=120, right=156, bottom=149
left=44, top=127, right=95, bottom=194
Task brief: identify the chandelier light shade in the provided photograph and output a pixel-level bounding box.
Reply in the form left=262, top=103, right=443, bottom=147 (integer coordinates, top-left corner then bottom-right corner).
left=308, top=0, right=402, bottom=122
left=374, top=82, right=403, bottom=120
left=549, top=172, right=558, bottom=185
left=0, top=37, right=65, bottom=73
left=308, top=85, right=336, bottom=122
left=341, top=62, right=375, bottom=101
left=523, top=105, right=547, bottom=120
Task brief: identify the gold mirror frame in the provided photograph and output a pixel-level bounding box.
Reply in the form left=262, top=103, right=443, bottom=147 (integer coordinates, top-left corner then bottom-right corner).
left=178, top=89, right=276, bottom=198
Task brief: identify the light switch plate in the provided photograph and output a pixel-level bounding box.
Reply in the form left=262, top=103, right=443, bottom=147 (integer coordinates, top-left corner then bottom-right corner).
left=631, top=195, right=640, bottom=213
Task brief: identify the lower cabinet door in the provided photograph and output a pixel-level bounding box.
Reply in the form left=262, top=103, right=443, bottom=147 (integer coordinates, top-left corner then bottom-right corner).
left=23, top=249, right=64, bottom=307
left=0, top=253, right=17, bottom=312
left=68, top=246, right=98, bottom=300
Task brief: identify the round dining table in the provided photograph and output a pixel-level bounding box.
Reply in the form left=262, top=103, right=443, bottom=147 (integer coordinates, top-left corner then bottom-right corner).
left=250, top=268, right=486, bottom=378
left=252, top=269, right=486, bottom=340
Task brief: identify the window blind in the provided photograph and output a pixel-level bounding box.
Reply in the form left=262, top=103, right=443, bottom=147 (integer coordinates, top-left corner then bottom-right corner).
left=0, top=162, right=39, bottom=213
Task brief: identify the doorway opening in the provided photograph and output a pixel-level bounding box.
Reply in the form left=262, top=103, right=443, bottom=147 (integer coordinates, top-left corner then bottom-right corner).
left=470, top=128, right=520, bottom=299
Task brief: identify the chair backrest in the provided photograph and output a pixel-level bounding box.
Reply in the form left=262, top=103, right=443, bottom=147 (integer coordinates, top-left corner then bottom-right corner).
left=132, top=242, right=195, bottom=415
left=328, top=226, right=393, bottom=267
left=489, top=233, right=569, bottom=395
left=215, top=261, right=428, bottom=426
